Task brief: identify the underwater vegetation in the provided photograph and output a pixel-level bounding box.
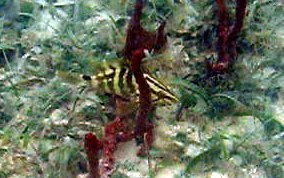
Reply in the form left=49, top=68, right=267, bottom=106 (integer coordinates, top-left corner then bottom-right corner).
left=0, top=0, right=283, bottom=177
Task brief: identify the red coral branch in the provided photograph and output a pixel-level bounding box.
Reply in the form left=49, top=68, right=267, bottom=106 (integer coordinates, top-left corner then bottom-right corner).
left=129, top=49, right=153, bottom=147
left=228, top=0, right=247, bottom=42
left=123, top=0, right=167, bottom=59
left=101, top=117, right=124, bottom=176
left=216, top=0, right=229, bottom=63
left=226, top=0, right=247, bottom=58
left=85, top=114, right=134, bottom=177
left=84, top=1, right=167, bottom=177
left=100, top=97, right=136, bottom=177
left=129, top=51, right=154, bottom=157
left=207, top=0, right=247, bottom=76
left=123, top=0, right=167, bottom=154
left=84, top=133, right=102, bottom=178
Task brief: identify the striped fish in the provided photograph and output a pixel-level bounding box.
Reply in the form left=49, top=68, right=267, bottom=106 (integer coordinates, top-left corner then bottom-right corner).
left=57, top=58, right=178, bottom=105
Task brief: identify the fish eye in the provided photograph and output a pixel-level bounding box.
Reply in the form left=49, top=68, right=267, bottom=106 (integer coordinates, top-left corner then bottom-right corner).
left=82, top=75, right=92, bottom=81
